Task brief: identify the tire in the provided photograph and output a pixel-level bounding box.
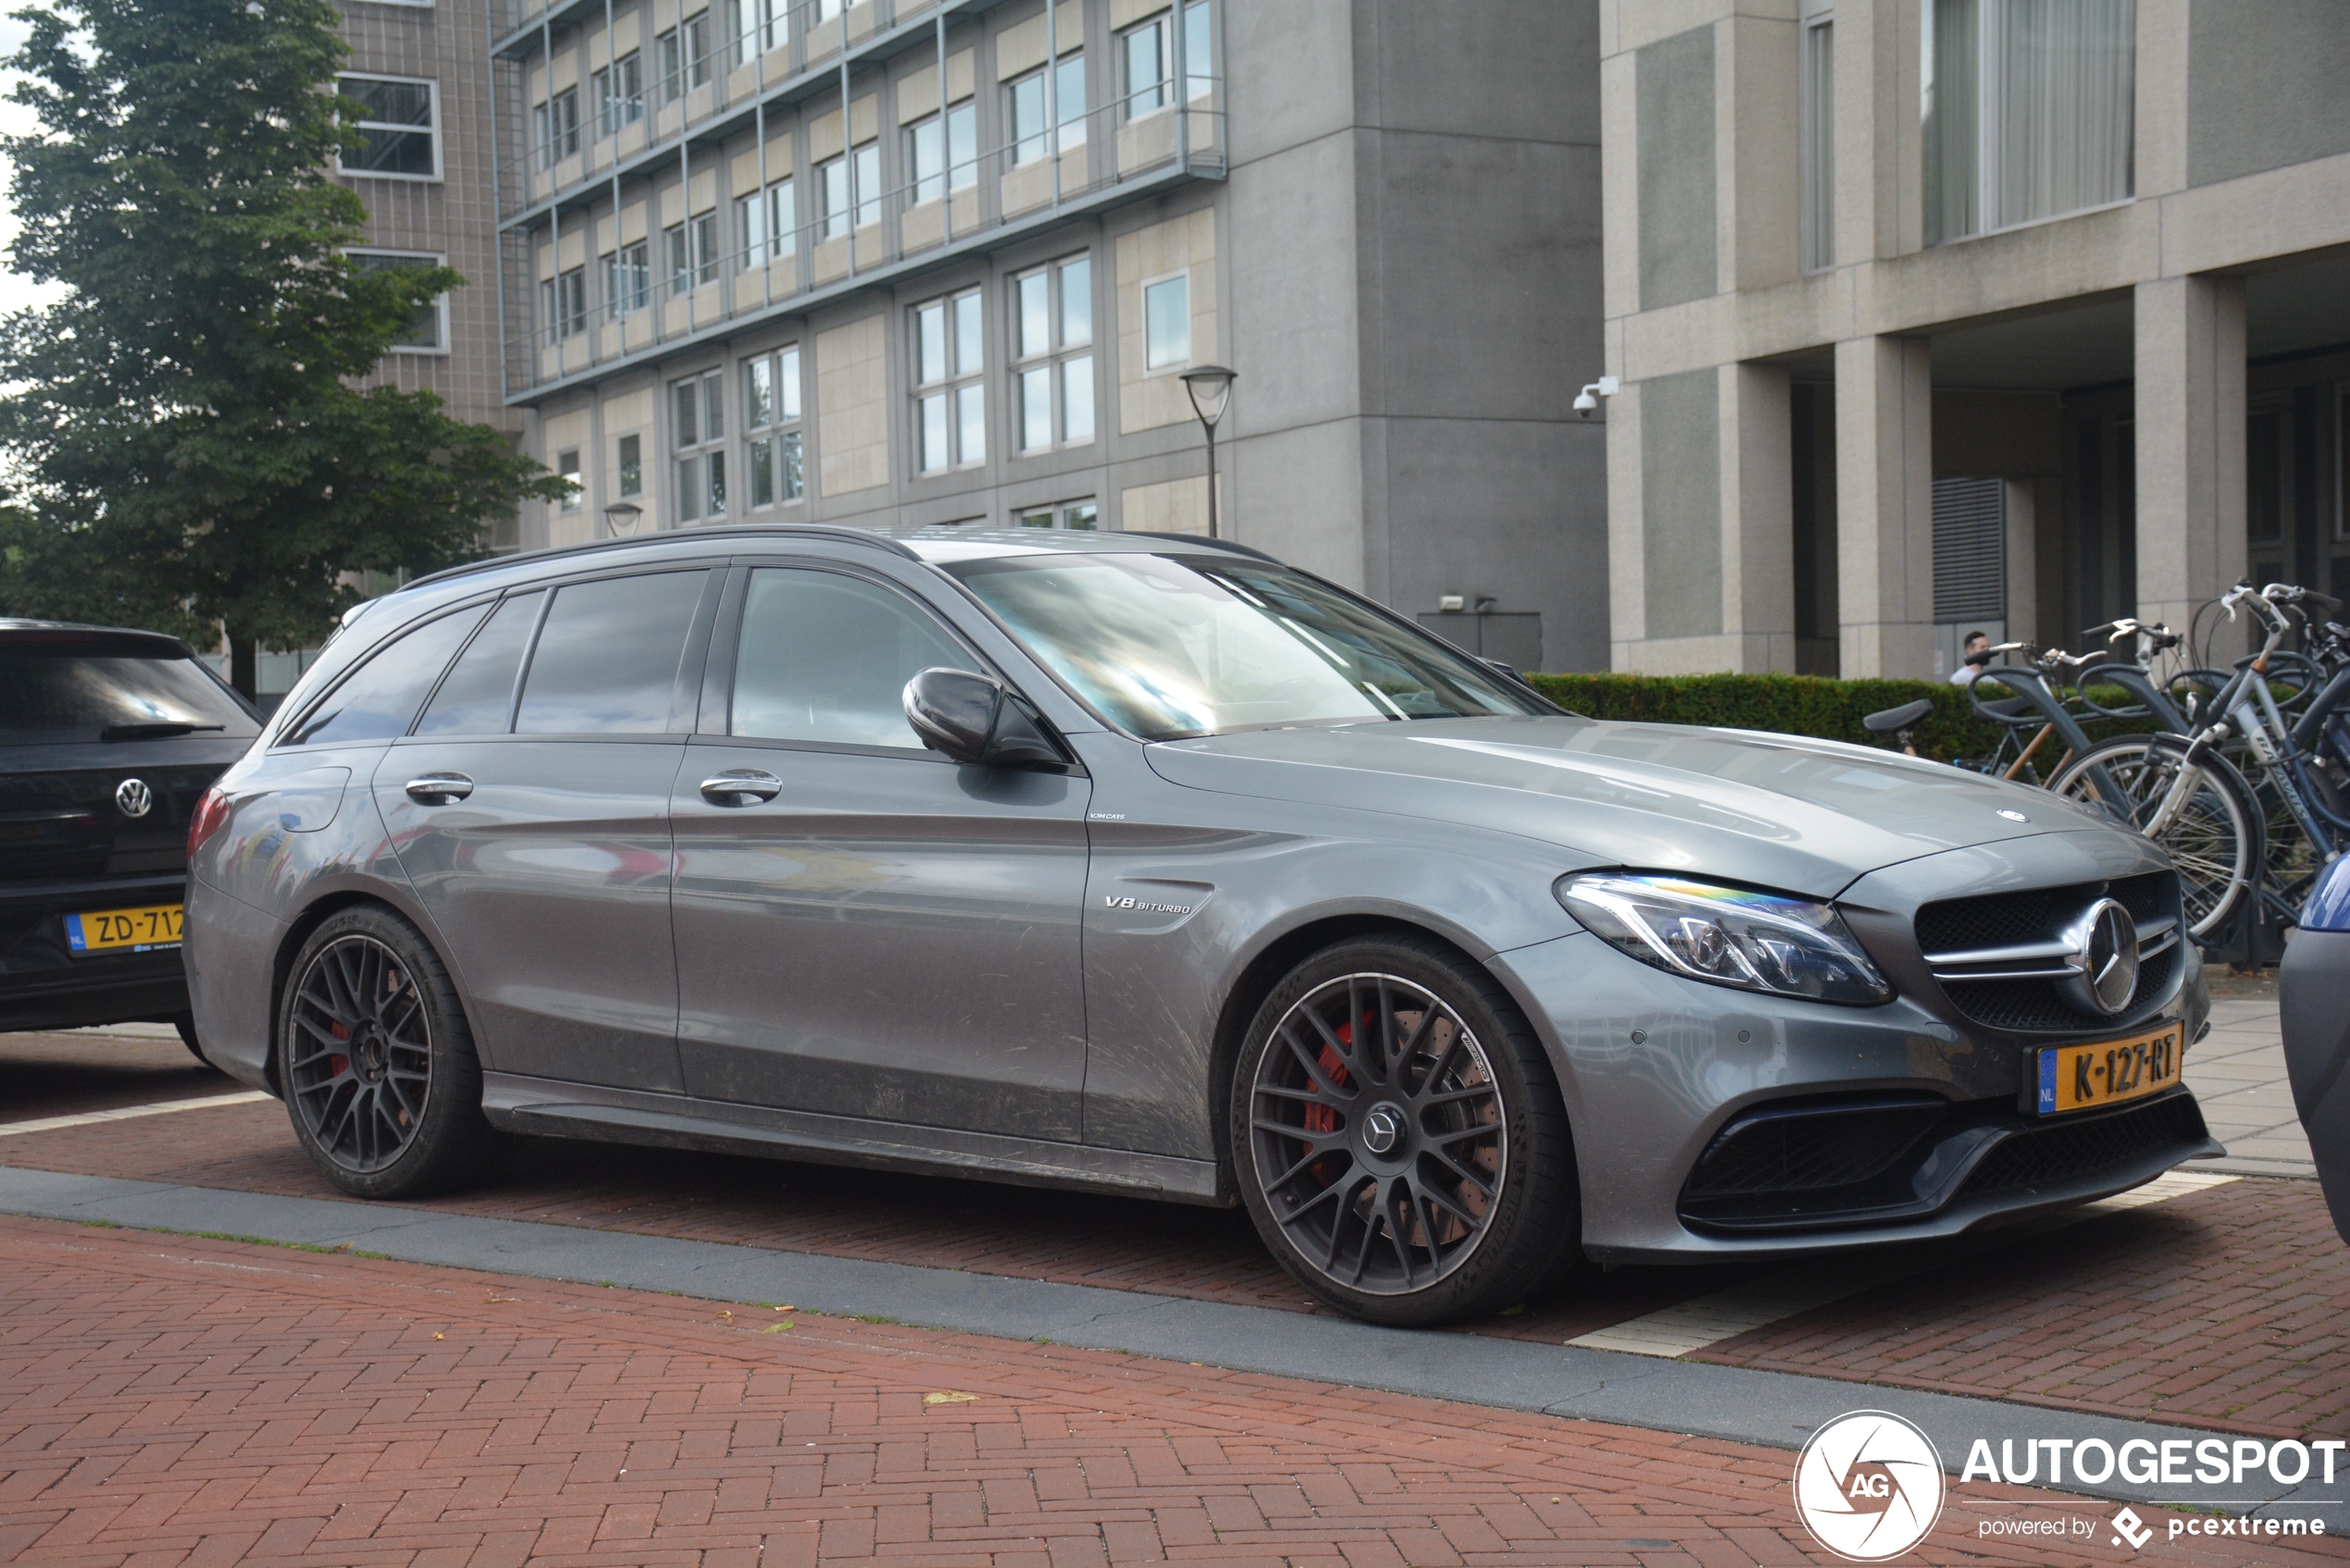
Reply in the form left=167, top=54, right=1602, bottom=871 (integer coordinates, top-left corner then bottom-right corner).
left=1228, top=933, right=1581, bottom=1327
left=171, top=1011, right=212, bottom=1068
left=2050, top=734, right=2259, bottom=939
left=278, top=905, right=500, bottom=1199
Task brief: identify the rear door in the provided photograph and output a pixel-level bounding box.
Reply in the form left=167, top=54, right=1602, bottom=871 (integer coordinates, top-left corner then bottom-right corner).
left=378, top=567, right=718, bottom=1093
left=669, top=561, right=1093, bottom=1139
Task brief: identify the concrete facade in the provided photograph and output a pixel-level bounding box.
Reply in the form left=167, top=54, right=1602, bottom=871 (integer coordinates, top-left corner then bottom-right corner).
left=474, top=0, right=1609, bottom=673
left=1601, top=0, right=2350, bottom=678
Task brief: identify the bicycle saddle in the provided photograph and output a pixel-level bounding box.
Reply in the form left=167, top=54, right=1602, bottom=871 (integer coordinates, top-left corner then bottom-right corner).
left=1862, top=698, right=1934, bottom=733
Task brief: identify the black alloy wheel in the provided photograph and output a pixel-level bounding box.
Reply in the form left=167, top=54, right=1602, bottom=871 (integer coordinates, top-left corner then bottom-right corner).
left=1231, top=934, right=1581, bottom=1326
left=278, top=906, right=499, bottom=1199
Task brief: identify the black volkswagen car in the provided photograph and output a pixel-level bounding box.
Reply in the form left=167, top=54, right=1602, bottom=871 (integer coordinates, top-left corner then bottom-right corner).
left=1, top=620, right=260, bottom=1056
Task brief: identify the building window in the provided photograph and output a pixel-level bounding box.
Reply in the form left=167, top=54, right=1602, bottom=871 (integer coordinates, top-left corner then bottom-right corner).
left=674, top=370, right=726, bottom=522
left=743, top=347, right=805, bottom=508
left=818, top=145, right=879, bottom=237
left=1119, top=5, right=1205, bottom=118
left=736, top=191, right=764, bottom=270
left=348, top=251, right=447, bottom=352
left=907, top=102, right=977, bottom=203
left=1800, top=5, right=1833, bottom=272
left=338, top=75, right=439, bottom=179
left=1923, top=0, right=2134, bottom=246
left=1017, top=500, right=1098, bottom=530
left=556, top=450, right=584, bottom=512
left=814, top=0, right=842, bottom=21
left=732, top=0, right=783, bottom=67
left=604, top=241, right=649, bottom=317
left=617, top=433, right=643, bottom=499
left=769, top=178, right=797, bottom=255
left=1012, top=54, right=1084, bottom=164
left=1143, top=271, right=1189, bottom=371
left=1011, top=255, right=1094, bottom=451
left=914, top=290, right=985, bottom=473
left=536, top=86, right=579, bottom=169
left=594, top=52, right=643, bottom=136
left=665, top=215, right=718, bottom=295
left=541, top=265, right=586, bottom=343
left=658, top=14, right=711, bottom=105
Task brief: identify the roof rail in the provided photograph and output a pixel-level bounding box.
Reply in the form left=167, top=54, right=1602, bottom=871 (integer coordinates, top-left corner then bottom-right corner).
left=400, top=524, right=919, bottom=594
left=1108, top=530, right=1282, bottom=562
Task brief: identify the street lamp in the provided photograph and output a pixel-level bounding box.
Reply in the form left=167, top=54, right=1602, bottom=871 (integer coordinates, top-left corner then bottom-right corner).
left=1181, top=364, right=1237, bottom=540
left=603, top=501, right=643, bottom=537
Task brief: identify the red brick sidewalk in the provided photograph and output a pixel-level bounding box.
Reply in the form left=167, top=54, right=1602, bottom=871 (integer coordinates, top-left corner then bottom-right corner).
left=3, top=1216, right=2332, bottom=1568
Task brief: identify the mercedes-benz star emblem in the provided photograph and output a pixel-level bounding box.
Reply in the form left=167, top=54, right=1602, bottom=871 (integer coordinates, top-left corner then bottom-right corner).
left=1361, top=1104, right=1404, bottom=1156
left=114, top=778, right=153, bottom=819
left=2061, top=896, right=2140, bottom=1016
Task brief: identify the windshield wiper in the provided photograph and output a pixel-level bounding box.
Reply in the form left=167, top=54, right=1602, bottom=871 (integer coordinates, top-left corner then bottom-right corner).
left=101, top=721, right=226, bottom=741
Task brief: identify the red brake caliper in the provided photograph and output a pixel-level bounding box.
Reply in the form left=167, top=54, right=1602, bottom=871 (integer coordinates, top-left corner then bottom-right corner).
left=329, top=1020, right=350, bottom=1080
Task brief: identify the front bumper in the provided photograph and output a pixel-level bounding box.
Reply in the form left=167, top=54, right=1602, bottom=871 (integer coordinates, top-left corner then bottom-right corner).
left=1493, top=928, right=2217, bottom=1265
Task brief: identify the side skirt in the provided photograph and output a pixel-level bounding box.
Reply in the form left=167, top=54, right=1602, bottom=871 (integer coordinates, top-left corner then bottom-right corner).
left=480, top=1073, right=1231, bottom=1207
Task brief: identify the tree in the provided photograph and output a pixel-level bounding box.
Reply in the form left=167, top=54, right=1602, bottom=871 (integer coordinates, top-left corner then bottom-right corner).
left=0, top=0, right=563, bottom=694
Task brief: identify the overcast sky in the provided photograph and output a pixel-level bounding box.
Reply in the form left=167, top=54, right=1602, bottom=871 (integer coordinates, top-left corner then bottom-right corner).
left=0, top=13, right=68, bottom=319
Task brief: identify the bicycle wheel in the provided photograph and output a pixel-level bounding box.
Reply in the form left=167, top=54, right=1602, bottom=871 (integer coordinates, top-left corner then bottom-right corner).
left=2049, top=734, right=2259, bottom=939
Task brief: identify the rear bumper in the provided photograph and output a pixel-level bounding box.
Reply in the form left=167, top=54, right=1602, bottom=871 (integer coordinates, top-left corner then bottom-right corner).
left=0, top=874, right=190, bottom=1031
left=181, top=874, right=285, bottom=1094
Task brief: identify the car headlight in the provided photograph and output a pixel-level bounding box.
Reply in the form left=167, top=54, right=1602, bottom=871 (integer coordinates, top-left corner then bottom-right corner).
left=1555, top=873, right=1891, bottom=1006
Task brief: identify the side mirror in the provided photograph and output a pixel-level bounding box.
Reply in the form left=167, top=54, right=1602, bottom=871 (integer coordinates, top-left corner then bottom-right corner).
left=903, top=667, right=1066, bottom=770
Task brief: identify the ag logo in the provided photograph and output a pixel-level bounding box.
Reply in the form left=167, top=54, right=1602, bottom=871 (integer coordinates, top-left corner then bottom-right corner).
left=1793, top=1411, right=1946, bottom=1562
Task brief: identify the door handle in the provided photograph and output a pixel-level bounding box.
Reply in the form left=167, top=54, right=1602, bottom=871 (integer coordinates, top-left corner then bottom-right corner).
left=699, top=769, right=783, bottom=805
left=404, top=773, right=474, bottom=806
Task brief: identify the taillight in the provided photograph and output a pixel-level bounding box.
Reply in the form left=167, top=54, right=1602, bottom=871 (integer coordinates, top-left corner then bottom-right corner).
left=187, top=785, right=232, bottom=859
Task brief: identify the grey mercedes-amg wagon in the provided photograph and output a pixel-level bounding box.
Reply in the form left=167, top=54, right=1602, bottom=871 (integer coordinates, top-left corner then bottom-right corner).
left=184, top=526, right=2217, bottom=1325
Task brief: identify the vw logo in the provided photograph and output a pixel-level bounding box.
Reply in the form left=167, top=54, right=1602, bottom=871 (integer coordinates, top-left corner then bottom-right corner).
left=114, top=778, right=154, bottom=819
left=2062, top=897, right=2141, bottom=1017
left=1361, top=1103, right=1405, bottom=1156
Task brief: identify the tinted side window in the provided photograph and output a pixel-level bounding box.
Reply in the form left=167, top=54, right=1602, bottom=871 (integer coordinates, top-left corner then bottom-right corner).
left=732, top=568, right=977, bottom=748
left=515, top=571, right=708, bottom=735
left=285, top=604, right=489, bottom=747
left=414, top=590, right=543, bottom=736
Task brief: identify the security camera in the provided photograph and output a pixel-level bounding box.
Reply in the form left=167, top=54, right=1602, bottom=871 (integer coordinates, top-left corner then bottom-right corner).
left=1574, top=390, right=1598, bottom=416
left=1574, top=377, right=1618, bottom=419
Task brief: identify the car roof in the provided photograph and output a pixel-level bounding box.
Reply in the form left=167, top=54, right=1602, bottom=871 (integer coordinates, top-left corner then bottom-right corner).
left=393, top=524, right=1275, bottom=599
left=0, top=620, right=194, bottom=659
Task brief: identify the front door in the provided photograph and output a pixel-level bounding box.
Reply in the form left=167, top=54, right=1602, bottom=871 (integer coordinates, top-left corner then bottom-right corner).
left=380, top=568, right=715, bottom=1093
left=671, top=562, right=1091, bottom=1140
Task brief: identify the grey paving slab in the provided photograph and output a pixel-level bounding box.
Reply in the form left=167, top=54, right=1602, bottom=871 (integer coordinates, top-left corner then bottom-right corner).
left=2184, top=992, right=2314, bottom=1179
left=3, top=1164, right=2342, bottom=1528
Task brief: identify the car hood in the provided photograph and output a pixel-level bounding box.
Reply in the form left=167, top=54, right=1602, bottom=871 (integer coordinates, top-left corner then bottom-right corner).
left=1142, top=714, right=2114, bottom=900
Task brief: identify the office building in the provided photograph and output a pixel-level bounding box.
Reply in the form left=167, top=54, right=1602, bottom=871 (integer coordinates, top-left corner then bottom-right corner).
left=1601, top=0, right=2350, bottom=677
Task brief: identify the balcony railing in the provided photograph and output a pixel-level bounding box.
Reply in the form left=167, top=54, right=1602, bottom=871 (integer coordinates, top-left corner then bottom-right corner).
left=494, top=0, right=952, bottom=64
left=504, top=86, right=1223, bottom=400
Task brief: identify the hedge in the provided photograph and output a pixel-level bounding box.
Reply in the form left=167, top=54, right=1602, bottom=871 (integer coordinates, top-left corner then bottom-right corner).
left=1519, top=672, right=2142, bottom=765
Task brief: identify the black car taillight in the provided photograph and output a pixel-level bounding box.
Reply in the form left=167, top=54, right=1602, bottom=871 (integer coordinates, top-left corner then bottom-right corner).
left=187, top=784, right=232, bottom=859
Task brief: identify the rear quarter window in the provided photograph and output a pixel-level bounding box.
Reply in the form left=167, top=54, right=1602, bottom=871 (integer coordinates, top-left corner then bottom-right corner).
left=282, top=604, right=489, bottom=747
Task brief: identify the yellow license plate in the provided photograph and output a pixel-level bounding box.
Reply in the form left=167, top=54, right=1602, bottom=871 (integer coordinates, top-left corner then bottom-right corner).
left=2035, top=1024, right=2183, bottom=1115
left=65, top=904, right=184, bottom=954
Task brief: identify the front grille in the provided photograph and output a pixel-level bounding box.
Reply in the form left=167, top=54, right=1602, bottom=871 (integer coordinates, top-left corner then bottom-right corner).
left=1919, top=870, right=2182, bottom=1034
left=1959, top=1093, right=2209, bottom=1196
left=1939, top=941, right=2178, bottom=1032
left=1684, top=1096, right=1946, bottom=1197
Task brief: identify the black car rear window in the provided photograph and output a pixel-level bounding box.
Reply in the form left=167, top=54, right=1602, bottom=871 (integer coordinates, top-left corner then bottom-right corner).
left=0, top=652, right=261, bottom=744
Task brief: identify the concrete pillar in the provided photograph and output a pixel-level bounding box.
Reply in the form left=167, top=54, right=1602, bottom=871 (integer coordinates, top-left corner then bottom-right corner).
left=1722, top=361, right=1796, bottom=672
left=1834, top=334, right=1935, bottom=679
left=2002, top=478, right=2038, bottom=648
left=2135, top=274, right=2246, bottom=635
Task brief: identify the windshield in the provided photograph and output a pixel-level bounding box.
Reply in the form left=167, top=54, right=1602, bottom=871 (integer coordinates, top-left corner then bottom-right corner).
left=945, top=552, right=1549, bottom=740
left=0, top=653, right=261, bottom=744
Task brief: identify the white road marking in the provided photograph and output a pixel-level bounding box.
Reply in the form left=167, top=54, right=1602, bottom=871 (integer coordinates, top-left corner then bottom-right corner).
left=1568, top=1170, right=2240, bottom=1358
left=0, top=1093, right=273, bottom=1139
